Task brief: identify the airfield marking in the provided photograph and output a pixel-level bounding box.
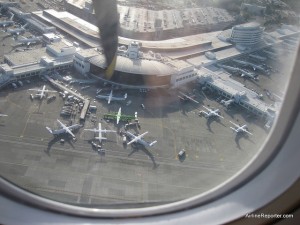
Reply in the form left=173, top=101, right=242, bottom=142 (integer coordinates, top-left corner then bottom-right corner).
left=20, top=108, right=34, bottom=138
left=0, top=136, right=235, bottom=173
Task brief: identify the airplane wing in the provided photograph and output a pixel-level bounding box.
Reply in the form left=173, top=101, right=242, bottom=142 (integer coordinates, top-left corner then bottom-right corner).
left=199, top=110, right=209, bottom=116
left=107, top=90, right=113, bottom=104
left=57, top=119, right=75, bottom=138
left=57, top=119, right=67, bottom=129
left=28, top=88, right=42, bottom=92
left=179, top=91, right=199, bottom=104
left=202, top=106, right=211, bottom=112
left=43, top=90, right=57, bottom=93
left=98, top=122, right=102, bottom=140
left=64, top=126, right=76, bottom=138
left=229, top=121, right=239, bottom=128
left=111, top=96, right=126, bottom=101
left=127, top=131, right=148, bottom=145
left=215, top=113, right=224, bottom=119
left=230, top=127, right=238, bottom=133
left=96, top=94, right=109, bottom=100
left=84, top=128, right=98, bottom=132
left=242, top=128, right=253, bottom=136
left=84, top=129, right=116, bottom=133
left=116, top=107, right=121, bottom=124
left=212, top=110, right=224, bottom=118
left=186, top=95, right=199, bottom=104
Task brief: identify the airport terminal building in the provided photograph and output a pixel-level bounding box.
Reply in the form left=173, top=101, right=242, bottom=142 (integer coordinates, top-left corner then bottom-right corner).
left=230, top=22, right=264, bottom=46
left=65, top=0, right=235, bottom=40
left=74, top=41, right=198, bottom=89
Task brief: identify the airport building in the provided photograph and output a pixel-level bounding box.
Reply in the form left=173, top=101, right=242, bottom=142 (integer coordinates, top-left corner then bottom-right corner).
left=74, top=41, right=199, bottom=89
left=230, top=22, right=264, bottom=46
left=65, top=0, right=235, bottom=40
left=197, top=68, right=277, bottom=123
left=0, top=4, right=299, bottom=121
left=88, top=42, right=176, bottom=88
left=0, top=41, right=75, bottom=88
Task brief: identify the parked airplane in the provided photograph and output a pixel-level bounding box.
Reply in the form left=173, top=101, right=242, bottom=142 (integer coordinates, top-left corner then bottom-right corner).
left=6, top=23, right=27, bottom=36
left=104, top=108, right=136, bottom=124
left=84, top=122, right=116, bottom=142
left=126, top=131, right=157, bottom=148
left=220, top=99, right=235, bottom=107
left=0, top=114, right=8, bottom=117
left=116, top=107, right=121, bottom=124
left=217, top=64, right=239, bottom=73
left=249, top=54, right=266, bottom=62
left=178, top=91, right=199, bottom=104
left=29, top=85, right=57, bottom=99
left=46, top=119, right=82, bottom=139
left=218, top=64, right=258, bottom=80
left=0, top=12, right=14, bottom=27
left=233, top=59, right=269, bottom=74
left=199, top=106, right=223, bottom=119
left=16, top=35, right=42, bottom=46
left=239, top=68, right=258, bottom=81
left=229, top=121, right=253, bottom=135
left=96, top=89, right=127, bottom=104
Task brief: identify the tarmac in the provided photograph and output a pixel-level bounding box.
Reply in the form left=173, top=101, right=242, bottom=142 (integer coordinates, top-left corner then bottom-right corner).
left=0, top=77, right=269, bottom=206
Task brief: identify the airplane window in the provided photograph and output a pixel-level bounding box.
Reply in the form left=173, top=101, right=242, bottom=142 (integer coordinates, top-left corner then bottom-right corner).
left=0, top=0, right=299, bottom=218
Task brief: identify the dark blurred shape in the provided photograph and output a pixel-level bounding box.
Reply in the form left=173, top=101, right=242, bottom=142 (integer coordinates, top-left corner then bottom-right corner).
left=92, top=0, right=119, bottom=79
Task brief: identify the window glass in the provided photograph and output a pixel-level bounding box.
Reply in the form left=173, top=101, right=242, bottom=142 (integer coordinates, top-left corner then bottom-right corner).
left=0, top=0, right=299, bottom=208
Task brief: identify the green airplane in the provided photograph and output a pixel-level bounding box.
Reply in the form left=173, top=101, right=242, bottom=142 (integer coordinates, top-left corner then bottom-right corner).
left=103, top=108, right=135, bottom=124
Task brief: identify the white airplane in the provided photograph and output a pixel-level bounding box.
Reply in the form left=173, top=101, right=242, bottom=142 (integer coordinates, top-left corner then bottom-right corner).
left=0, top=20, right=14, bottom=28
left=96, top=90, right=127, bottom=104
left=126, top=131, right=157, bottom=148
left=0, top=13, right=14, bottom=27
left=6, top=23, right=27, bottom=36
left=46, top=119, right=82, bottom=138
left=16, top=35, right=42, bottom=46
left=220, top=99, right=235, bottom=107
left=199, top=106, right=223, bottom=119
left=116, top=107, right=121, bottom=124
left=0, top=114, right=8, bottom=117
left=84, top=122, right=116, bottom=142
left=29, top=85, right=57, bottom=99
left=229, top=121, right=253, bottom=135
left=240, top=69, right=258, bottom=81
left=178, top=91, right=199, bottom=104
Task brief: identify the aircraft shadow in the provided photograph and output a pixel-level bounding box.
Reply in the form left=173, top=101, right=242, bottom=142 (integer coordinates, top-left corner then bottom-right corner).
left=205, top=116, right=226, bottom=133
left=45, top=135, right=61, bottom=155
left=234, top=133, right=255, bottom=150
left=244, top=78, right=260, bottom=88
left=234, top=134, right=243, bottom=150
left=46, top=134, right=75, bottom=155
left=206, top=118, right=214, bottom=133
left=128, top=144, right=158, bottom=169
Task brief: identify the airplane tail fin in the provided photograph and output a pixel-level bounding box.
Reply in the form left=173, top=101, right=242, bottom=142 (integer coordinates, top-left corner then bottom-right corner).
left=149, top=140, right=157, bottom=147
left=46, top=127, right=53, bottom=134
